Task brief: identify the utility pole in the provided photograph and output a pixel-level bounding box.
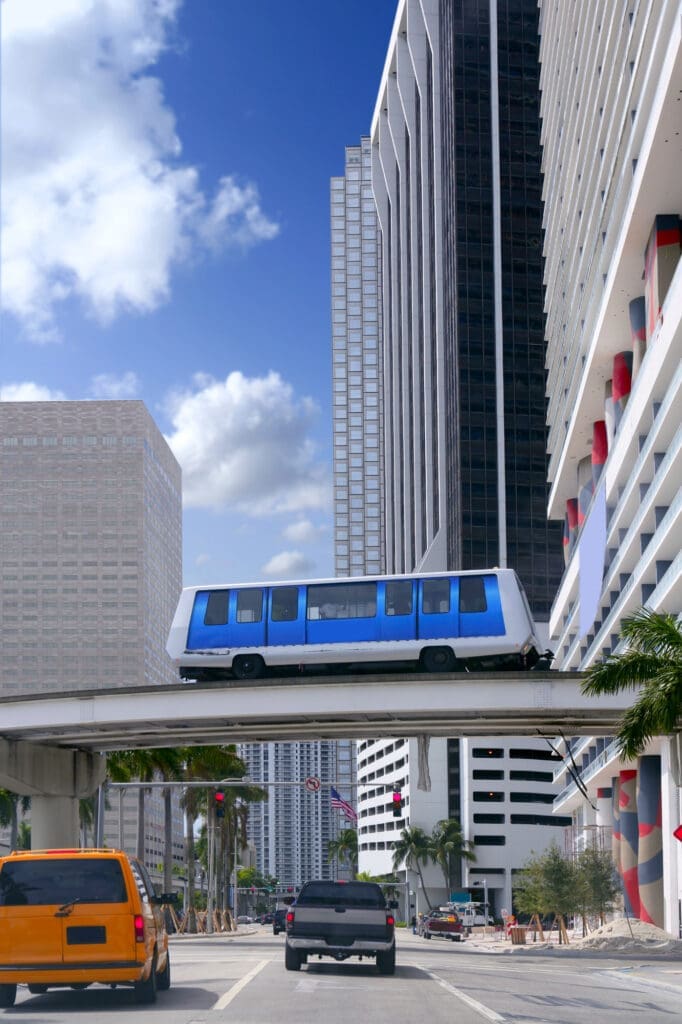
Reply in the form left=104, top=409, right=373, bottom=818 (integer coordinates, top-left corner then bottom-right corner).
left=206, top=792, right=214, bottom=934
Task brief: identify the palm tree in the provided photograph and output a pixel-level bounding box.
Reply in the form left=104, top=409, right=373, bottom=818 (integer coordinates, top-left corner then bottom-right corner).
left=391, top=825, right=435, bottom=910
left=429, top=818, right=476, bottom=896
left=581, top=608, right=682, bottom=759
left=327, top=827, right=358, bottom=878
left=0, top=790, right=30, bottom=851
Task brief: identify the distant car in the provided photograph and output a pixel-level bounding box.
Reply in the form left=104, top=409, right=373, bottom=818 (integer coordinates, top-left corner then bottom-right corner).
left=236, top=915, right=253, bottom=924
left=273, top=908, right=287, bottom=935
left=260, top=912, right=274, bottom=925
left=422, top=909, right=465, bottom=942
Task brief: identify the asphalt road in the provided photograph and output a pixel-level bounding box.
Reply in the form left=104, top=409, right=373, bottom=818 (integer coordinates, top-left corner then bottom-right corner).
left=4, top=926, right=682, bottom=1023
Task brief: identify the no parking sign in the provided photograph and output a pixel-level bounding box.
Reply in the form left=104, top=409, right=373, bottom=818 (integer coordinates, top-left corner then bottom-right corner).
left=304, top=776, right=321, bottom=793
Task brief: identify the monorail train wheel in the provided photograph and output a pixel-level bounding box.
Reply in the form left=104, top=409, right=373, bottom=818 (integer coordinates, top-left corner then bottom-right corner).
left=420, top=646, right=457, bottom=672
left=232, top=654, right=265, bottom=680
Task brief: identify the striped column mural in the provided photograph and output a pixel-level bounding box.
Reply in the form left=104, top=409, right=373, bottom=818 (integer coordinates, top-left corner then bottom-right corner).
left=643, top=214, right=681, bottom=340
left=612, top=352, right=633, bottom=433
left=611, top=777, right=621, bottom=883
left=591, top=420, right=608, bottom=489
left=637, top=755, right=663, bottom=928
left=604, top=380, right=615, bottom=452
left=563, top=498, right=579, bottom=566
left=577, top=455, right=594, bottom=528
left=618, top=769, right=640, bottom=918
left=629, top=296, right=646, bottom=380
left=596, top=787, right=612, bottom=829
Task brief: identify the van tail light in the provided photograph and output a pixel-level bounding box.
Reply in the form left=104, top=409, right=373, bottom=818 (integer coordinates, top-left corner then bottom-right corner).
left=133, top=915, right=145, bottom=943
left=286, top=910, right=295, bottom=929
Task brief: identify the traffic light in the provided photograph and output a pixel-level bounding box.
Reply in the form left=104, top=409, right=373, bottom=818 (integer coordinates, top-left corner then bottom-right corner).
left=392, top=789, right=402, bottom=818
left=214, top=790, right=225, bottom=818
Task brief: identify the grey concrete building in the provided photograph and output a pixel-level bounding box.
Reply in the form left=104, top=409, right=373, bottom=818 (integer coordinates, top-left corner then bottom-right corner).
left=0, top=400, right=182, bottom=697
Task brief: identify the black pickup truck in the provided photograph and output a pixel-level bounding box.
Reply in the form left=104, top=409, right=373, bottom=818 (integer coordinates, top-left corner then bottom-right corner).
left=284, top=880, right=396, bottom=974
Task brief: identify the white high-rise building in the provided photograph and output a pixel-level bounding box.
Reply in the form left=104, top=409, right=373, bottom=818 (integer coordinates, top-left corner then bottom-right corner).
left=239, top=740, right=356, bottom=887
left=539, top=0, right=682, bottom=932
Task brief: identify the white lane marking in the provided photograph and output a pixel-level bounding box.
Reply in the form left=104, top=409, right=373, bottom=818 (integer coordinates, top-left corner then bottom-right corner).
left=212, top=958, right=270, bottom=1011
left=413, top=963, right=506, bottom=1023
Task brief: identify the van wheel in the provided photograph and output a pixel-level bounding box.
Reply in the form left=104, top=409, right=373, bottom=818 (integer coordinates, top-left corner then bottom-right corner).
left=232, top=655, right=265, bottom=680
left=28, top=984, right=49, bottom=994
left=377, top=945, right=396, bottom=975
left=420, top=647, right=457, bottom=672
left=285, top=944, right=301, bottom=971
left=134, top=955, right=158, bottom=1004
left=0, top=985, right=17, bottom=1008
left=157, top=950, right=171, bottom=991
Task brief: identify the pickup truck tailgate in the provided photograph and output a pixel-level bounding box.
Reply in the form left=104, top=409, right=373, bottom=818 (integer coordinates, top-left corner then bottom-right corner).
left=290, top=905, right=391, bottom=945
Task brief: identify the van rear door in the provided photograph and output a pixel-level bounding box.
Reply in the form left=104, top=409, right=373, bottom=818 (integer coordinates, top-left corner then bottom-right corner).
left=58, top=858, right=136, bottom=967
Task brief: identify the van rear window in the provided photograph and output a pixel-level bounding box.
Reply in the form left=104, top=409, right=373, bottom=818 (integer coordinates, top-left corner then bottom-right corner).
left=0, top=858, right=127, bottom=906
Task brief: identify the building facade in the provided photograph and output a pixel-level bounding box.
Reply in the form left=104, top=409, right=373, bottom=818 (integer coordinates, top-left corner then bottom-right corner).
left=0, top=400, right=182, bottom=697
left=539, top=0, right=682, bottom=932
left=331, top=139, right=385, bottom=578
left=347, top=0, right=568, bottom=916
left=0, top=400, right=184, bottom=879
left=239, top=740, right=357, bottom=887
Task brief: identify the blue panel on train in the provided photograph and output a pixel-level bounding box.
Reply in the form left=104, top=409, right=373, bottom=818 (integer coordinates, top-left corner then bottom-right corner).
left=379, top=580, right=417, bottom=641
left=416, top=578, right=458, bottom=640
left=457, top=576, right=505, bottom=636
left=266, top=587, right=306, bottom=647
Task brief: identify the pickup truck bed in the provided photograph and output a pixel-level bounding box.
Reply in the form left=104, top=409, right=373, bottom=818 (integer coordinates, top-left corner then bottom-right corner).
left=422, top=909, right=465, bottom=941
left=285, top=880, right=396, bottom=975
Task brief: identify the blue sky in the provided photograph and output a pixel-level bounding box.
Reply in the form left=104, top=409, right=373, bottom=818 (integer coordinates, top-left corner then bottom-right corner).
left=0, top=0, right=397, bottom=586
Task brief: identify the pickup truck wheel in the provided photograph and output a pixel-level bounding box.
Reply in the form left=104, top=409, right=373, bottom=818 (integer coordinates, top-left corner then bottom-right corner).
left=285, top=944, right=301, bottom=971
left=376, top=945, right=396, bottom=975
left=0, top=985, right=17, bottom=1008
left=423, top=930, right=432, bottom=938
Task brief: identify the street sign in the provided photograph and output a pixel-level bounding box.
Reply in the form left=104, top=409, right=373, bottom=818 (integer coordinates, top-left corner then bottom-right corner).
left=304, top=776, right=321, bottom=792
left=673, top=824, right=682, bottom=842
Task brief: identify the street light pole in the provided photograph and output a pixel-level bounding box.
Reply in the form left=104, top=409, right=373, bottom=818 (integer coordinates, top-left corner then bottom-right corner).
left=482, top=878, right=488, bottom=933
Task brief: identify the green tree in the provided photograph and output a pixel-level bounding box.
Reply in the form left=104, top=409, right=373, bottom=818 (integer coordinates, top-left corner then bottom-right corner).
left=391, top=826, right=435, bottom=910
left=327, top=827, right=358, bottom=878
left=574, top=846, right=620, bottom=929
left=582, top=608, right=682, bottom=759
left=514, top=843, right=578, bottom=937
left=429, top=818, right=476, bottom=896
left=0, top=790, right=29, bottom=852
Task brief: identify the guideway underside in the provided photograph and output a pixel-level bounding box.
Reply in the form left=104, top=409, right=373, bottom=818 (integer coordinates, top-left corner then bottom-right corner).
left=0, top=670, right=627, bottom=751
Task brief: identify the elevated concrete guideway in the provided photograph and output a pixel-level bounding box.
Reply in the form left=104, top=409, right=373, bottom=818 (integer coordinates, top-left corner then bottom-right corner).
left=0, top=670, right=630, bottom=751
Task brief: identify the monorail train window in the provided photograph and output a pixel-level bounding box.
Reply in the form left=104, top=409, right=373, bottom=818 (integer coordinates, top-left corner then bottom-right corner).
left=204, top=591, right=229, bottom=625
left=307, top=582, right=377, bottom=620
left=422, top=579, right=450, bottom=614
left=385, top=580, right=413, bottom=616
left=271, top=586, right=298, bottom=622
left=236, top=588, right=263, bottom=623
left=459, top=576, right=488, bottom=613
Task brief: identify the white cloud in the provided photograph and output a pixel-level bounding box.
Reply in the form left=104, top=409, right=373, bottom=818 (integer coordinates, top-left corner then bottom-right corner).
left=0, top=381, right=67, bottom=401
left=261, top=550, right=316, bottom=580
left=164, top=370, right=330, bottom=515
left=282, top=519, right=328, bottom=545
left=1, top=0, right=279, bottom=340
left=90, top=371, right=140, bottom=398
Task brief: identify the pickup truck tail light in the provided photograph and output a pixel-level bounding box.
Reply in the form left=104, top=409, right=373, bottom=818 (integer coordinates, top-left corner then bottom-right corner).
left=386, top=913, right=395, bottom=928
left=286, top=910, right=295, bottom=929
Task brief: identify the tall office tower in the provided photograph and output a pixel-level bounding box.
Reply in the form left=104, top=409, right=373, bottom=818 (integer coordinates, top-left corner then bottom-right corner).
left=331, top=139, right=385, bottom=578
left=0, top=399, right=184, bottom=877
left=0, top=401, right=182, bottom=697
left=350, top=0, right=568, bottom=914
left=539, top=1, right=681, bottom=932
left=239, top=740, right=356, bottom=886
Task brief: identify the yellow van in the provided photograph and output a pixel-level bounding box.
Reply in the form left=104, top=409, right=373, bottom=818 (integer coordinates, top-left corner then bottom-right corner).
left=0, top=848, right=172, bottom=1008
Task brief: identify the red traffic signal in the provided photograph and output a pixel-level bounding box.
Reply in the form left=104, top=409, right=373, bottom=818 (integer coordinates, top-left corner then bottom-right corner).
left=392, top=789, right=402, bottom=818
left=214, top=790, right=226, bottom=818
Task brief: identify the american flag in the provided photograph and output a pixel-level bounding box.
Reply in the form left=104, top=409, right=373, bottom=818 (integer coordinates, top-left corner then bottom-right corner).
left=330, top=786, right=357, bottom=823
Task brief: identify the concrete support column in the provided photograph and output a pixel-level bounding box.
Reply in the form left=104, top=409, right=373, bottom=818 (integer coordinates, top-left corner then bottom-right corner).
left=31, top=796, right=80, bottom=850
left=0, top=738, right=106, bottom=850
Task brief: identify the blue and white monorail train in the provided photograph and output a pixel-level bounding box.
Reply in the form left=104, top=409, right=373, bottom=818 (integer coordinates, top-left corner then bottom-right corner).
left=166, top=568, right=543, bottom=681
